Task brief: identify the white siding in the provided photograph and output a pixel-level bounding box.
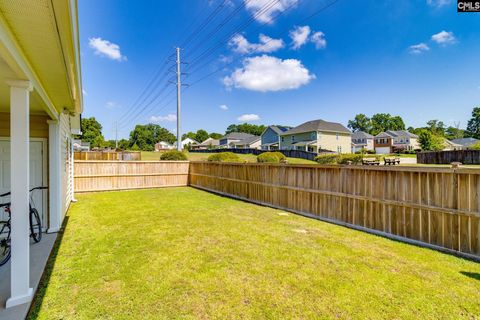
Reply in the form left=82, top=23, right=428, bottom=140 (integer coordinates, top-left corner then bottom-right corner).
left=60, top=113, right=73, bottom=217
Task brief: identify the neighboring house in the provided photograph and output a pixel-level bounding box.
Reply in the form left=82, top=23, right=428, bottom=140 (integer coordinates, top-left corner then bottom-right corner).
left=260, top=125, right=291, bottom=150
left=73, top=139, right=90, bottom=152
left=191, top=137, right=220, bottom=150
left=154, top=141, right=174, bottom=151
left=374, top=130, right=419, bottom=154
left=351, top=131, right=374, bottom=153
left=279, top=119, right=351, bottom=153
left=231, top=136, right=261, bottom=149
left=219, top=132, right=256, bottom=148
left=174, top=138, right=199, bottom=149
left=451, top=137, right=479, bottom=149
left=443, top=139, right=464, bottom=151
left=0, top=0, right=82, bottom=309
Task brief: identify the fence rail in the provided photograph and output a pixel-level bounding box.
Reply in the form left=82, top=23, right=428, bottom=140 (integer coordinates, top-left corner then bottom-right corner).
left=190, top=148, right=331, bottom=161
left=74, top=151, right=141, bottom=161
left=189, top=162, right=480, bottom=259
left=74, top=161, right=189, bottom=192
left=417, top=150, right=480, bottom=164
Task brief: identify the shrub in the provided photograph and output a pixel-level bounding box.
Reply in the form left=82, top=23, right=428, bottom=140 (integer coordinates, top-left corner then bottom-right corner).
left=366, top=149, right=376, bottom=154
left=314, top=154, right=339, bottom=164
left=337, top=154, right=363, bottom=165
left=159, top=150, right=188, bottom=161
left=257, top=152, right=281, bottom=163
left=272, top=152, right=286, bottom=161
left=207, top=152, right=241, bottom=162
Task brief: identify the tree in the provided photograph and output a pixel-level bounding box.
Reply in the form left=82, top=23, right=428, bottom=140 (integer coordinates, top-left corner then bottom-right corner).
left=129, top=124, right=175, bottom=151
left=195, top=129, right=209, bottom=143
left=347, top=114, right=371, bottom=132
left=225, top=123, right=266, bottom=136
left=466, top=107, right=480, bottom=139
left=80, top=117, right=105, bottom=148
left=426, top=120, right=446, bottom=137
left=418, top=130, right=444, bottom=151
left=369, top=113, right=405, bottom=135
left=445, top=126, right=464, bottom=140
left=209, top=132, right=222, bottom=139
left=182, top=132, right=197, bottom=141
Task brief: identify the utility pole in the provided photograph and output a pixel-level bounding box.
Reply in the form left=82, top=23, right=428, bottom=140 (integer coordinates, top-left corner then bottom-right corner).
left=176, top=47, right=182, bottom=151
left=114, top=121, right=118, bottom=149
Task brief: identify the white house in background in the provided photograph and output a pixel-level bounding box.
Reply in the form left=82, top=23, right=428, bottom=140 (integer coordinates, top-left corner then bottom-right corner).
left=451, top=137, right=479, bottom=149
left=191, top=137, right=220, bottom=150
left=351, top=131, right=374, bottom=153
left=374, top=130, right=419, bottom=154
left=443, top=139, right=464, bottom=151
left=174, top=138, right=199, bottom=149
left=0, top=0, right=82, bottom=309
left=154, top=141, right=174, bottom=151
left=73, top=139, right=90, bottom=152
left=219, top=132, right=257, bottom=148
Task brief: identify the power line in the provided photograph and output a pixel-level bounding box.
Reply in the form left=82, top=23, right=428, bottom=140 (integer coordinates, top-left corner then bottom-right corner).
left=188, top=0, right=341, bottom=87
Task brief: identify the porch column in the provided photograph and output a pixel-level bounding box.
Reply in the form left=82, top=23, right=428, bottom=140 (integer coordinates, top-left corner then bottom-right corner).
left=6, top=80, right=33, bottom=308
left=47, top=120, right=62, bottom=232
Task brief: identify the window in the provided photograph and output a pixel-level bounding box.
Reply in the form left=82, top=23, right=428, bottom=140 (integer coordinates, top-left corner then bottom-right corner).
left=311, top=132, right=316, bottom=140
left=281, top=137, right=285, bottom=142
left=337, top=146, right=342, bottom=153
left=291, top=135, right=295, bottom=142
left=336, top=133, right=339, bottom=140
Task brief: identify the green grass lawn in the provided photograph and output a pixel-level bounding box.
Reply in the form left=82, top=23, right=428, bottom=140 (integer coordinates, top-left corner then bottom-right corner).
left=30, top=188, right=480, bottom=319
left=141, top=151, right=316, bottom=164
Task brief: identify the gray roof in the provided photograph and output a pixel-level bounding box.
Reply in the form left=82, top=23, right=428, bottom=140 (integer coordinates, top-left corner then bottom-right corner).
left=269, top=125, right=291, bottom=135
left=220, top=132, right=256, bottom=140
left=451, top=137, right=479, bottom=147
left=234, top=135, right=260, bottom=145
left=375, top=130, right=418, bottom=139
left=281, top=119, right=351, bottom=135
left=199, top=138, right=219, bottom=146
left=352, top=131, right=374, bottom=139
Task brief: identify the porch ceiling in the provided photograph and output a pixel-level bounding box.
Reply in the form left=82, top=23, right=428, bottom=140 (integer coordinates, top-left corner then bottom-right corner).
left=0, top=0, right=82, bottom=116
left=0, top=56, right=47, bottom=115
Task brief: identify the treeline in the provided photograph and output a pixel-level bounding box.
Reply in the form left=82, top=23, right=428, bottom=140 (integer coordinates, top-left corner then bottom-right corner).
left=78, top=118, right=268, bottom=151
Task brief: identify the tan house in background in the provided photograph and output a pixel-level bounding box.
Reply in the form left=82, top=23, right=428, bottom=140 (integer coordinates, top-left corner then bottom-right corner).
left=279, top=119, right=351, bottom=153
left=374, top=130, right=419, bottom=154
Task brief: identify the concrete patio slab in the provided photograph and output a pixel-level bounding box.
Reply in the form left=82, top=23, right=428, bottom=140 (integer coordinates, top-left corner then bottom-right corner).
left=0, top=233, right=57, bottom=320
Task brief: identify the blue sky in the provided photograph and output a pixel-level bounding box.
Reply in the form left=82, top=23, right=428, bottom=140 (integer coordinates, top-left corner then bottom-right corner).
left=78, top=0, right=480, bottom=140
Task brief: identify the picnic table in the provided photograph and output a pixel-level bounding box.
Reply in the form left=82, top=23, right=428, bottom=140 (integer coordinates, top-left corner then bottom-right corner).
left=384, top=157, right=401, bottom=165
left=362, top=158, right=380, bottom=165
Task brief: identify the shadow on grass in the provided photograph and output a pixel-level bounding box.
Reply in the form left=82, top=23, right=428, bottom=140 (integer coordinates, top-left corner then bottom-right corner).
left=460, top=271, right=480, bottom=281
left=27, top=216, right=69, bottom=319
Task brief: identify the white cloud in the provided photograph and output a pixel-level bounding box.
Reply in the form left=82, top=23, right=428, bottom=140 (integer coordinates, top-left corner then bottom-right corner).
left=149, top=114, right=177, bottom=122
left=82, top=89, right=87, bottom=95
left=290, top=26, right=311, bottom=50
left=229, top=34, right=284, bottom=54
left=409, top=43, right=430, bottom=54
left=88, top=37, right=127, bottom=61
left=238, top=114, right=260, bottom=122
left=223, top=55, right=315, bottom=92
left=431, top=30, right=456, bottom=45
left=311, top=31, right=327, bottom=49
left=245, top=0, right=299, bottom=24
left=426, top=0, right=451, bottom=7
left=105, top=101, right=119, bottom=109
left=220, top=104, right=228, bottom=110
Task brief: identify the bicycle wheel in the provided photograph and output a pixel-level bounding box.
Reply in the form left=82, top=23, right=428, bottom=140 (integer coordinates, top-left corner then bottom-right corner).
left=0, top=222, right=11, bottom=266
left=30, top=208, right=42, bottom=243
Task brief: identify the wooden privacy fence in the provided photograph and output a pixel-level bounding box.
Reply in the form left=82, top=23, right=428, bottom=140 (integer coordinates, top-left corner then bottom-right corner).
left=74, top=151, right=141, bottom=161
left=417, top=150, right=480, bottom=164
left=74, top=161, right=189, bottom=192
left=189, top=162, right=480, bottom=259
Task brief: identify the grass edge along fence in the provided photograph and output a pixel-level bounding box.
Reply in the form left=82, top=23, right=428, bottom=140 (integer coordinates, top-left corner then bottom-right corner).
left=189, top=162, right=480, bottom=260
left=74, top=161, right=189, bottom=192
left=417, top=150, right=480, bottom=165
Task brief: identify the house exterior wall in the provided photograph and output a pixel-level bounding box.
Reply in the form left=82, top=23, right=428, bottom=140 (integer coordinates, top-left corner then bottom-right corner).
left=261, top=127, right=279, bottom=148
left=280, top=131, right=317, bottom=150
left=318, top=132, right=351, bottom=153
left=0, top=112, right=49, bottom=138
left=59, top=113, right=73, bottom=217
